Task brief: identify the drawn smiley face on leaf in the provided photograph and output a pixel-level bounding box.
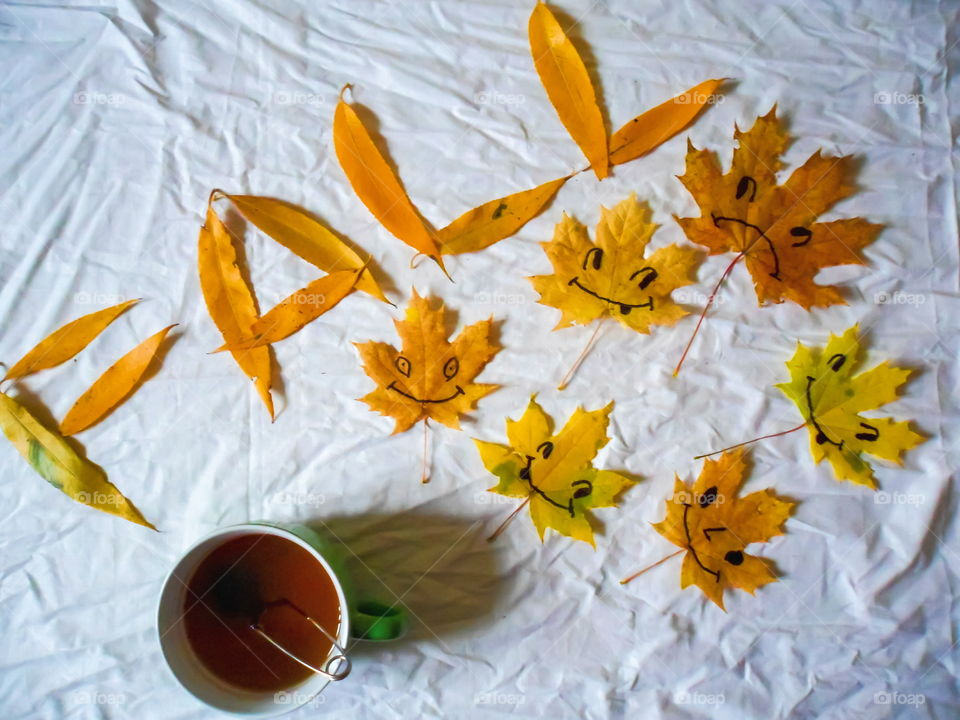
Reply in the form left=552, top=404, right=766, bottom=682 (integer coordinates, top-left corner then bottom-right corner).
left=355, top=290, right=500, bottom=434
left=675, top=107, right=882, bottom=308
left=529, top=195, right=701, bottom=333
left=776, top=324, right=925, bottom=488
left=653, top=450, right=793, bottom=610
left=474, top=397, right=634, bottom=546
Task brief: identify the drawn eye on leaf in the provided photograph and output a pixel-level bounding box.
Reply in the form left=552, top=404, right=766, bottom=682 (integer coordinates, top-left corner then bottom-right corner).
left=474, top=397, right=635, bottom=546
left=735, top=175, right=757, bottom=201
left=395, top=356, right=411, bottom=377
left=443, top=357, right=459, bottom=380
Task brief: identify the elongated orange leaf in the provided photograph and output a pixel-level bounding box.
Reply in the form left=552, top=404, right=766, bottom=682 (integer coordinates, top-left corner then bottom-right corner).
left=333, top=88, right=446, bottom=274
left=609, top=78, right=725, bottom=165
left=528, top=1, right=608, bottom=179
left=0, top=392, right=155, bottom=529
left=197, top=203, right=274, bottom=419
left=216, top=269, right=360, bottom=351
left=437, top=176, right=568, bottom=255
left=213, top=192, right=389, bottom=303
left=60, top=324, right=176, bottom=436
left=3, top=299, right=138, bottom=382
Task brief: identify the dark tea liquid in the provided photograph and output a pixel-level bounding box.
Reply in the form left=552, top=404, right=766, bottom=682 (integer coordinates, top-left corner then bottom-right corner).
left=182, top=533, right=341, bottom=692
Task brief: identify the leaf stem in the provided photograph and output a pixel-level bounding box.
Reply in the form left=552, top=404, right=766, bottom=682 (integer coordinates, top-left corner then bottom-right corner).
left=693, top=422, right=807, bottom=460
left=421, top=419, right=430, bottom=484
left=487, top=496, right=531, bottom=543
left=557, top=319, right=606, bottom=391
left=620, top=549, right=683, bottom=585
left=673, top=250, right=745, bottom=377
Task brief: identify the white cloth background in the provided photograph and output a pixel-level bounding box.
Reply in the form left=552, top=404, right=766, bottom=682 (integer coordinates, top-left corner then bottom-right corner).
left=0, top=0, right=958, bottom=718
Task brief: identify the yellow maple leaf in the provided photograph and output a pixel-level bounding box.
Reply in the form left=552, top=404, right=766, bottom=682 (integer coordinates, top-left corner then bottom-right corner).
left=775, top=325, right=925, bottom=488
left=474, top=397, right=634, bottom=546
left=675, top=107, right=881, bottom=309
left=354, top=290, right=500, bottom=434
left=530, top=194, right=701, bottom=333
left=652, top=450, right=792, bottom=610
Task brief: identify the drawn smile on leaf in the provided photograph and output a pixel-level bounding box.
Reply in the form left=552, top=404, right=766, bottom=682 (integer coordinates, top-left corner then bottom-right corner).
left=708, top=175, right=815, bottom=282
left=386, top=355, right=465, bottom=404
left=803, top=352, right=881, bottom=450
left=567, top=248, right=658, bottom=316
left=517, top=440, right=593, bottom=518
left=680, top=485, right=741, bottom=583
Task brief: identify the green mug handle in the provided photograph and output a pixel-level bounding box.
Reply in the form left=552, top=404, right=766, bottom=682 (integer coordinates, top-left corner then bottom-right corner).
left=351, top=600, right=406, bottom=640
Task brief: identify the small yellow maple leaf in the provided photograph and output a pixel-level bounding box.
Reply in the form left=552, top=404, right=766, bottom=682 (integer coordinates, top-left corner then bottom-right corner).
left=652, top=450, right=793, bottom=610
left=474, top=397, right=634, bottom=546
left=675, top=107, right=881, bottom=308
left=776, top=325, right=925, bottom=488
left=529, top=194, right=701, bottom=332
left=354, top=290, right=500, bottom=434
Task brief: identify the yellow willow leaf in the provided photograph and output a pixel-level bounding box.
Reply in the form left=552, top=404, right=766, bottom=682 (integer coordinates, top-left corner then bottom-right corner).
left=216, top=270, right=360, bottom=351
left=609, top=78, right=725, bottom=165
left=333, top=89, right=447, bottom=275
left=528, top=1, right=608, bottom=179
left=437, top=176, right=568, bottom=255
left=213, top=192, right=389, bottom=304
left=0, top=393, right=155, bottom=529
left=3, top=299, right=138, bottom=382
left=197, top=203, right=274, bottom=419
left=60, top=324, right=176, bottom=436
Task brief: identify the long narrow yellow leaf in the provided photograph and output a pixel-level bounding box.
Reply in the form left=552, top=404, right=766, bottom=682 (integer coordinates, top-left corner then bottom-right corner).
left=609, top=79, right=725, bottom=165
left=528, top=1, right=608, bottom=179
left=213, top=192, right=389, bottom=304
left=3, top=299, right=138, bottom=382
left=215, top=270, right=360, bottom=351
left=437, top=176, right=569, bottom=255
left=332, top=88, right=447, bottom=275
left=60, top=325, right=176, bottom=436
left=197, top=203, right=274, bottom=419
left=0, top=392, right=155, bottom=529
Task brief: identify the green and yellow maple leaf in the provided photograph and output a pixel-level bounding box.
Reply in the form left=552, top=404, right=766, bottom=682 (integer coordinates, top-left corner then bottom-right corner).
left=776, top=325, right=925, bottom=488
left=474, top=397, right=634, bottom=546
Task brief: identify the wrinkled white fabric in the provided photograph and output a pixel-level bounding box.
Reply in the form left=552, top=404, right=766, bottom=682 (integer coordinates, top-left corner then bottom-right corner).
left=0, top=1, right=958, bottom=718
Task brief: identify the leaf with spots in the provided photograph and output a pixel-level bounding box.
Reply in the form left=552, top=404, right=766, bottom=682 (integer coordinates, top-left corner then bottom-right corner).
left=474, top=396, right=634, bottom=546
left=437, top=176, right=568, bottom=255
left=0, top=392, right=155, bottom=529
left=776, top=325, right=925, bottom=488
left=652, top=450, right=792, bottom=610
left=354, top=290, right=500, bottom=436
left=674, top=107, right=882, bottom=374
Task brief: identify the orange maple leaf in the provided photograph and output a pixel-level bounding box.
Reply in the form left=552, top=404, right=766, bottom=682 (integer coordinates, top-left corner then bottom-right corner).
left=354, top=290, right=500, bottom=434
left=651, top=450, right=793, bottom=610
left=675, top=107, right=881, bottom=309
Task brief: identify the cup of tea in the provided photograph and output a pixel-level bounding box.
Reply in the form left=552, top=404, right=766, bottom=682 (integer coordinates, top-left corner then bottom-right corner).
left=157, top=522, right=405, bottom=715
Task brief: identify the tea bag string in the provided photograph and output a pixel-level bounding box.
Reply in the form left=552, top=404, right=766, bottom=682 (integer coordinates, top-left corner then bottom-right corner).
left=252, top=599, right=351, bottom=682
